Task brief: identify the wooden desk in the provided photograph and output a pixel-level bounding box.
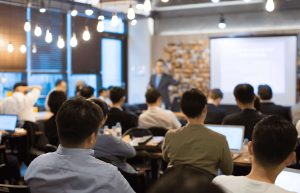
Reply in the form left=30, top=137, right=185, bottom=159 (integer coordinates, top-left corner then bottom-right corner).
left=234, top=151, right=251, bottom=166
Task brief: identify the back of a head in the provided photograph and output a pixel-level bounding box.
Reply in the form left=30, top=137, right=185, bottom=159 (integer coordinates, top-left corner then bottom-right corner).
left=98, top=88, right=107, bottom=96
left=234, top=84, right=255, bottom=104
left=149, top=167, right=225, bottom=193
left=110, top=87, right=125, bottom=103
left=252, top=115, right=297, bottom=168
left=79, top=86, right=95, bottom=99
left=146, top=89, right=161, bottom=104
left=56, top=97, right=104, bottom=146
left=89, top=98, right=109, bottom=118
left=208, top=89, right=223, bottom=100
left=13, top=82, right=27, bottom=92
left=258, top=84, right=273, bottom=100
left=181, top=89, right=207, bottom=118
left=48, top=90, right=67, bottom=114
left=55, top=79, right=66, bottom=87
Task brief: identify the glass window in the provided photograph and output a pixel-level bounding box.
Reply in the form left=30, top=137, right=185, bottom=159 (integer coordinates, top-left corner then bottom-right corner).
left=0, top=73, right=23, bottom=99
left=28, top=74, right=64, bottom=106
left=101, top=38, right=123, bottom=88
left=68, top=74, right=97, bottom=97
left=104, top=19, right=125, bottom=34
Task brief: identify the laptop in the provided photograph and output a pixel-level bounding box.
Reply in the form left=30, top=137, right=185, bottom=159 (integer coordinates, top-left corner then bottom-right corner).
left=0, top=114, right=18, bottom=133
left=205, top=124, right=245, bottom=159
left=275, top=168, right=300, bottom=193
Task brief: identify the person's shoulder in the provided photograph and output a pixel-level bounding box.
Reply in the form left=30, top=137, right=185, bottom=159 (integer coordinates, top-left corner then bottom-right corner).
left=223, top=112, right=241, bottom=123
left=269, top=185, right=296, bottom=193
left=213, top=175, right=243, bottom=184
left=165, top=127, right=183, bottom=137
left=204, top=126, right=227, bottom=142
left=28, top=152, right=57, bottom=168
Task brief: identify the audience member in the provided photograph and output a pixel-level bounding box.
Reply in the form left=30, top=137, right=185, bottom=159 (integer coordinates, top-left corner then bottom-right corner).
left=25, top=97, right=134, bottom=193
left=149, top=166, right=225, bottom=193
left=139, top=88, right=181, bottom=130
left=291, top=102, right=300, bottom=125
left=258, top=84, right=291, bottom=121
left=205, top=88, right=226, bottom=124
left=214, top=116, right=297, bottom=193
left=2, top=83, right=42, bottom=122
left=149, top=59, right=180, bottom=109
left=223, top=84, right=265, bottom=140
left=162, top=89, right=233, bottom=177
left=98, top=88, right=112, bottom=106
left=91, top=99, right=136, bottom=174
left=105, top=87, right=138, bottom=133
left=45, top=79, right=67, bottom=111
left=254, top=95, right=261, bottom=111
left=75, top=80, right=86, bottom=96
left=44, top=90, right=67, bottom=146
left=79, top=86, right=95, bottom=99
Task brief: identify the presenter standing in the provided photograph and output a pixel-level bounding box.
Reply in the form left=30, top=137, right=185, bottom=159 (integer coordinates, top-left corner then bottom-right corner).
left=149, top=59, right=180, bottom=109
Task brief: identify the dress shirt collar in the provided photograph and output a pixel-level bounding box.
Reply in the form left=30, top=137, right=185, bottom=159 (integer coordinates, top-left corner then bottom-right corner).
left=56, top=145, right=94, bottom=156
left=148, top=106, right=161, bottom=111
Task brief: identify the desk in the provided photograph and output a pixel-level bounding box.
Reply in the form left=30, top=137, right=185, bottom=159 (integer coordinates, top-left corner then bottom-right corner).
left=234, top=151, right=251, bottom=166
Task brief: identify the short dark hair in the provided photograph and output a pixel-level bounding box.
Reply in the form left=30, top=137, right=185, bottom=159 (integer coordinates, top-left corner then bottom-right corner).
left=79, top=86, right=95, bottom=99
left=146, top=89, right=161, bottom=104
left=13, top=82, right=27, bottom=91
left=181, top=89, right=207, bottom=118
left=149, top=166, right=225, bottom=193
left=234, top=84, right=255, bottom=104
left=252, top=115, right=297, bottom=168
left=89, top=98, right=109, bottom=118
left=98, top=88, right=108, bottom=95
left=55, top=79, right=66, bottom=87
left=56, top=97, right=104, bottom=146
left=208, top=88, right=223, bottom=100
left=48, top=90, right=67, bottom=114
left=110, top=87, right=126, bottom=103
left=258, top=84, right=273, bottom=100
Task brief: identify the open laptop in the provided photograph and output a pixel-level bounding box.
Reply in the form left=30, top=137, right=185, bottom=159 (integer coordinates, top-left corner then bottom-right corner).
left=275, top=168, right=300, bottom=193
left=205, top=124, right=245, bottom=159
left=0, top=114, right=18, bottom=133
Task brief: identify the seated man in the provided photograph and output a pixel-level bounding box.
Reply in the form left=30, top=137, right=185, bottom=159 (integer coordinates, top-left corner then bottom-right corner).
left=205, top=88, right=226, bottom=124
left=79, top=86, right=95, bottom=99
left=45, top=79, right=67, bottom=111
left=162, top=89, right=233, bottom=178
left=258, top=84, right=291, bottom=121
left=25, top=97, right=134, bottom=193
left=223, top=84, right=265, bottom=141
left=105, top=87, right=138, bottom=133
left=91, top=98, right=136, bottom=174
left=2, top=82, right=42, bottom=122
left=139, top=89, right=181, bottom=130
left=98, top=88, right=112, bottom=106
left=214, top=116, right=297, bottom=193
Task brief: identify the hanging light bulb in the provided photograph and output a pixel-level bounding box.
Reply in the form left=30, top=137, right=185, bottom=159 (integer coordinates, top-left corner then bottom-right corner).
left=70, top=33, right=78, bottom=48
left=97, top=15, right=105, bottom=32
left=24, top=19, right=31, bottom=32
left=45, top=29, right=53, bottom=43
left=211, top=0, right=220, bottom=3
left=218, top=15, right=226, bottom=29
left=161, top=0, right=169, bottom=2
left=20, top=44, right=27, bottom=54
left=265, top=0, right=275, bottom=12
left=82, top=26, right=91, bottom=41
left=71, top=9, right=78, bottom=17
left=131, top=19, right=137, bottom=26
left=111, top=13, right=119, bottom=28
left=136, top=4, right=144, bottom=10
left=34, top=25, right=42, bottom=37
left=127, top=5, right=136, bottom=20
left=57, top=35, right=65, bottom=49
left=39, top=1, right=46, bottom=13
left=144, top=0, right=152, bottom=12
left=85, top=8, right=94, bottom=16
left=32, top=44, right=37, bottom=54
left=7, top=42, right=14, bottom=53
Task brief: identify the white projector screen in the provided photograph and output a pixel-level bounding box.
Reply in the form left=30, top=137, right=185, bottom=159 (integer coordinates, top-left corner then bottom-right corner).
left=210, top=36, right=297, bottom=106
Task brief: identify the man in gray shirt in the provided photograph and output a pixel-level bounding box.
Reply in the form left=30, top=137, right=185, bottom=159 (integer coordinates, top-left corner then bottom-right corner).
left=25, top=97, right=135, bottom=193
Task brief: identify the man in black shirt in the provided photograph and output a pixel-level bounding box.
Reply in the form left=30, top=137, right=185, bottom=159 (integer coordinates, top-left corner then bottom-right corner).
left=223, top=84, right=265, bottom=140
left=205, top=89, right=226, bottom=124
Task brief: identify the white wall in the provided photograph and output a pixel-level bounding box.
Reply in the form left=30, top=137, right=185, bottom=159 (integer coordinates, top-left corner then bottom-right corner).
left=128, top=18, right=153, bottom=104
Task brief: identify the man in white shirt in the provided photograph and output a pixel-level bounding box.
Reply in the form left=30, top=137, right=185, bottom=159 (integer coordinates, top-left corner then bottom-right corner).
left=45, top=80, right=67, bottom=111
left=213, top=115, right=297, bottom=193
left=98, top=88, right=112, bottom=106
left=2, top=83, right=42, bottom=122
left=139, top=88, right=181, bottom=130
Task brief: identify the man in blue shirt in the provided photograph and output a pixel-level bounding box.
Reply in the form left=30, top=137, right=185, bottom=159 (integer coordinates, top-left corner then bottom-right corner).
left=25, top=97, right=135, bottom=193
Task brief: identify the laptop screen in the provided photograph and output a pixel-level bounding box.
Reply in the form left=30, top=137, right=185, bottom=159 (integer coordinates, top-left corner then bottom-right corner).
left=275, top=168, right=300, bottom=193
left=0, top=115, right=18, bottom=132
left=205, top=124, right=245, bottom=152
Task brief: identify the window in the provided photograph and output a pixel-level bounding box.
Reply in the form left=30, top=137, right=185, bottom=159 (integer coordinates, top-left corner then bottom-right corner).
left=68, top=74, right=97, bottom=97
left=0, top=73, right=23, bottom=99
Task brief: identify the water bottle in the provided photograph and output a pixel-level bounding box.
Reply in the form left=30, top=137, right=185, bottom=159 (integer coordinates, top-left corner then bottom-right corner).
left=115, top=122, right=122, bottom=139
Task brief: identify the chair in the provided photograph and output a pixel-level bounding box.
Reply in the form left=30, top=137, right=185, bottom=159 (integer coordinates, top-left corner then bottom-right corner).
left=123, top=127, right=153, bottom=138
left=0, top=184, right=30, bottom=193
left=0, top=145, right=7, bottom=183
left=148, top=127, right=167, bottom=136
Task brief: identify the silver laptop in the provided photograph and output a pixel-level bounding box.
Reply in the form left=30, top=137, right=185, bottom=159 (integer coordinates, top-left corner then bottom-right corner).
left=275, top=168, right=300, bottom=193
left=205, top=124, right=245, bottom=154
left=0, top=114, right=18, bottom=133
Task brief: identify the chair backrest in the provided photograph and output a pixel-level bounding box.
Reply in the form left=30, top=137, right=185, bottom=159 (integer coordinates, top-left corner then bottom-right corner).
left=123, top=128, right=152, bottom=138
left=0, top=184, right=30, bottom=193
left=148, top=127, right=168, bottom=136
